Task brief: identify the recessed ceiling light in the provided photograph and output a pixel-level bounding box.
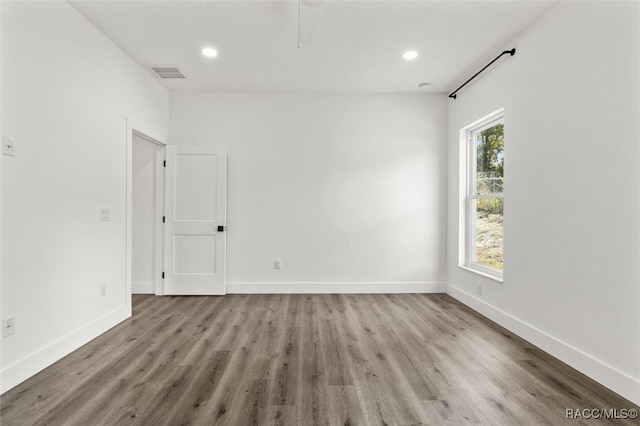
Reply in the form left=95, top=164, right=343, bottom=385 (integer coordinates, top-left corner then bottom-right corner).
left=201, top=47, right=218, bottom=58
left=403, top=50, right=418, bottom=61
left=418, top=82, right=432, bottom=88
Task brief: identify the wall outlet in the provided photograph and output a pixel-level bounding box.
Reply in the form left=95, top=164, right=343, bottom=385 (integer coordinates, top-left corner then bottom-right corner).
left=3, top=318, right=15, bottom=337
left=476, top=283, right=483, bottom=295
left=100, top=283, right=107, bottom=297
left=100, top=208, right=110, bottom=221
left=274, top=259, right=282, bottom=270
left=2, top=136, right=16, bottom=157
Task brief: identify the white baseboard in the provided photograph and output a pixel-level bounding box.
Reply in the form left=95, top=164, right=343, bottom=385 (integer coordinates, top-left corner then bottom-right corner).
left=132, top=281, right=154, bottom=294
left=0, top=306, right=130, bottom=394
left=227, top=281, right=446, bottom=294
left=446, top=283, right=640, bottom=406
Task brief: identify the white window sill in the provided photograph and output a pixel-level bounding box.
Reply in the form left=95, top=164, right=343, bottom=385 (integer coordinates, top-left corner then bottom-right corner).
left=459, top=265, right=504, bottom=283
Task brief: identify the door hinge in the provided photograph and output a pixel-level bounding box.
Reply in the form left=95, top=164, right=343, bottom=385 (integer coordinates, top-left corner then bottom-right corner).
left=162, top=272, right=165, bottom=279
left=163, top=160, right=166, bottom=167
left=163, top=216, right=165, bottom=223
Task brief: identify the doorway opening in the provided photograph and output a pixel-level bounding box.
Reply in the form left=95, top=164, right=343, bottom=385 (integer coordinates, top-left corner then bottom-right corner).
left=132, top=132, right=165, bottom=295
left=126, top=119, right=166, bottom=315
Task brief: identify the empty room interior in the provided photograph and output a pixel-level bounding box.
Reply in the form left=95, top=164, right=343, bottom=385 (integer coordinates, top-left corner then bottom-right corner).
left=1, top=0, right=639, bottom=424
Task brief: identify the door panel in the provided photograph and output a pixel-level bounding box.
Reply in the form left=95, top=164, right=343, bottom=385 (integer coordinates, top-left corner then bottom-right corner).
left=174, top=154, right=218, bottom=221
left=164, top=145, right=227, bottom=295
left=173, top=234, right=217, bottom=274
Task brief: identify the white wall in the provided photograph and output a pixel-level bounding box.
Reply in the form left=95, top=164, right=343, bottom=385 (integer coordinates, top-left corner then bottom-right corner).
left=171, top=92, right=447, bottom=293
left=1, top=1, right=169, bottom=393
left=132, top=134, right=161, bottom=294
left=446, top=1, right=640, bottom=404
left=0, top=0, right=4, bottom=383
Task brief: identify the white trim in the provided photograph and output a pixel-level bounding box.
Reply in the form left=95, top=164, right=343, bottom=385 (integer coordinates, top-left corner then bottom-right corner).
left=0, top=306, right=129, bottom=394
left=132, top=282, right=155, bottom=294
left=458, top=265, right=504, bottom=283
left=227, top=282, right=447, bottom=294
left=446, top=283, right=640, bottom=406
left=463, top=107, right=506, bottom=132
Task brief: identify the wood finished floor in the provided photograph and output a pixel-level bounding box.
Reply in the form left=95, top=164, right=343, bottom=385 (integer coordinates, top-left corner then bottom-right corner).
left=1, top=294, right=637, bottom=425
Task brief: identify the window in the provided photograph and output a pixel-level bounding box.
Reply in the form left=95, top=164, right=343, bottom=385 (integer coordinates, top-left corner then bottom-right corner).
left=461, top=109, right=504, bottom=280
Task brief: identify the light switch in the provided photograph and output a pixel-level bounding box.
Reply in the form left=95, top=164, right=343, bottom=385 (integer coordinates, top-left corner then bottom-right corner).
left=100, top=208, right=110, bottom=221
left=3, top=136, right=16, bottom=157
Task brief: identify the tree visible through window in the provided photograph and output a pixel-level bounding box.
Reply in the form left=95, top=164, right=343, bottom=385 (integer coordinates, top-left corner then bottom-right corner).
left=464, top=111, right=504, bottom=277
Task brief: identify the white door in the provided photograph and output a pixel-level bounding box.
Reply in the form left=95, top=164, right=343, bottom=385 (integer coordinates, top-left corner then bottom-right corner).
left=163, top=145, right=227, bottom=295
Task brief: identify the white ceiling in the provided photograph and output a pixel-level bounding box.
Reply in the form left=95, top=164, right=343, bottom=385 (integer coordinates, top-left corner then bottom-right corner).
left=69, top=0, right=555, bottom=93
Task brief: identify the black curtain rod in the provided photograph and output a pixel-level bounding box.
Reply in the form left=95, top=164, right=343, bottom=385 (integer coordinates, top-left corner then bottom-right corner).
left=449, top=48, right=516, bottom=99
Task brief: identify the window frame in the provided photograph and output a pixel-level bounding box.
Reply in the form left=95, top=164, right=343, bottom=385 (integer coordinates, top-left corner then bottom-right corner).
left=460, top=108, right=505, bottom=282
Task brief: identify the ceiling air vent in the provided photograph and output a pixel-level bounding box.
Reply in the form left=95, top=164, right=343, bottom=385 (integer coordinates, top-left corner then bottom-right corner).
left=149, top=65, right=185, bottom=79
